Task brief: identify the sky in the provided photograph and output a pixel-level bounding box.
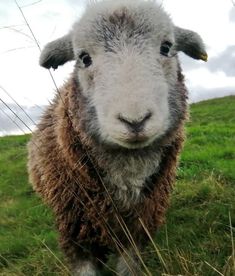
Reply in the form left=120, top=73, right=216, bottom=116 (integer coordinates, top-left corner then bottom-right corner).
left=0, top=0, right=235, bottom=135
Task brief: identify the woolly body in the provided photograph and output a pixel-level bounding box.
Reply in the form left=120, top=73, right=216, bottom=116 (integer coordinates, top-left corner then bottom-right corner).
left=28, top=73, right=186, bottom=269
left=28, top=0, right=206, bottom=274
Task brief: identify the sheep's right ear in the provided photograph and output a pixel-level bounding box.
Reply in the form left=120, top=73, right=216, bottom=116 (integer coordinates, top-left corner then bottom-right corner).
left=40, top=34, right=74, bottom=69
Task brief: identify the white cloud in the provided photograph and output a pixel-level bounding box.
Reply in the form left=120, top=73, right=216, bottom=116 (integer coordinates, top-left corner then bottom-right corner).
left=229, top=5, right=235, bottom=22
left=189, top=86, right=235, bottom=103
left=0, top=102, right=44, bottom=136
left=185, top=68, right=235, bottom=89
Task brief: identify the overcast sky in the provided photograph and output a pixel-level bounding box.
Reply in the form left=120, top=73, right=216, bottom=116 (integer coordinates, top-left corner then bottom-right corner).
left=0, top=0, right=235, bottom=135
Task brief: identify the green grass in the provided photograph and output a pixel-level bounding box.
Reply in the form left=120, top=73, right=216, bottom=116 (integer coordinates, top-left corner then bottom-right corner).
left=0, top=96, right=235, bottom=275
left=0, top=135, right=66, bottom=275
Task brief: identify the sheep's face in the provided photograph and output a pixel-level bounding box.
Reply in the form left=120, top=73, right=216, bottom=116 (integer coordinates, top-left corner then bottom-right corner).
left=74, top=2, right=178, bottom=149
left=78, top=47, right=174, bottom=149
left=40, top=1, right=207, bottom=149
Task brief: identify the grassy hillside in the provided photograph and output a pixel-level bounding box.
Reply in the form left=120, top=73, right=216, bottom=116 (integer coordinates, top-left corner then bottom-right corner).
left=0, top=96, right=234, bottom=275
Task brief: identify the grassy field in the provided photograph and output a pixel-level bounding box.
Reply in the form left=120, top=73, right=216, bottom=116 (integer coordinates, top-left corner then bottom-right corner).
left=0, top=96, right=234, bottom=275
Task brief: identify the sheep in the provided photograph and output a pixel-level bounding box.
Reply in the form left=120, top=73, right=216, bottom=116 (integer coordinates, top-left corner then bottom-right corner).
left=28, top=0, right=207, bottom=275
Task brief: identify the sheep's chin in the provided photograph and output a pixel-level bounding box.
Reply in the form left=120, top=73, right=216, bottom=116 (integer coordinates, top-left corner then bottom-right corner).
left=109, top=135, right=158, bottom=149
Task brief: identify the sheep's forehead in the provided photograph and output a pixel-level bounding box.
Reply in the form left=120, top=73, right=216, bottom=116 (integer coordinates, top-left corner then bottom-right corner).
left=72, top=0, right=174, bottom=52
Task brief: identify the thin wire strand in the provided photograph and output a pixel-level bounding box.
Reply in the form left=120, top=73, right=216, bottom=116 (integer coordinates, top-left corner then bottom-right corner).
left=0, top=98, right=33, bottom=133
left=14, top=1, right=42, bottom=51
left=21, top=0, right=43, bottom=8
left=1, top=26, right=34, bottom=41
left=0, top=24, right=26, bottom=29
left=0, top=108, right=26, bottom=135
left=1, top=45, right=36, bottom=54
left=0, top=86, right=37, bottom=126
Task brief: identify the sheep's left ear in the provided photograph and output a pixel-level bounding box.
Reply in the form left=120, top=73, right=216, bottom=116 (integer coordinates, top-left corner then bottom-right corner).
left=174, top=26, right=208, bottom=61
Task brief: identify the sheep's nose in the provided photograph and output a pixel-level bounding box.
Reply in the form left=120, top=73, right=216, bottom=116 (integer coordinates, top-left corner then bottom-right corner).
left=118, top=112, right=152, bottom=133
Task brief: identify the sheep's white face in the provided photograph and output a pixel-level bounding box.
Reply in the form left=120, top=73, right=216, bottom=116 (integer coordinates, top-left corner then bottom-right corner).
left=78, top=46, right=175, bottom=149
left=74, top=2, right=177, bottom=149
left=39, top=0, right=207, bottom=149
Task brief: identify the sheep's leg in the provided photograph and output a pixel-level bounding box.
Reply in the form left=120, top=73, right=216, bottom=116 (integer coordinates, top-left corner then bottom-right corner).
left=116, top=248, right=142, bottom=276
left=72, top=260, right=98, bottom=276
left=58, top=235, right=101, bottom=276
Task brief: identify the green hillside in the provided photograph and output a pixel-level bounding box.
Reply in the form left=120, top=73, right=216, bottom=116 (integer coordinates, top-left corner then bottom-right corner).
left=0, top=96, right=234, bottom=275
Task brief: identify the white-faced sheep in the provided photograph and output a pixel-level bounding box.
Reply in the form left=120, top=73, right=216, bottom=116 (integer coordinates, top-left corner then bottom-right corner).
left=28, top=0, right=207, bottom=275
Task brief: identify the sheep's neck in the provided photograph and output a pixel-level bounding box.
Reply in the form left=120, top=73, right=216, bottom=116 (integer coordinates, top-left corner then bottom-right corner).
left=87, top=145, right=163, bottom=209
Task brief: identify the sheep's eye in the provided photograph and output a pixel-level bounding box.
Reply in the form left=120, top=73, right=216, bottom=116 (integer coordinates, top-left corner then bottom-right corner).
left=79, top=52, right=92, bottom=67
left=160, top=41, right=173, bottom=57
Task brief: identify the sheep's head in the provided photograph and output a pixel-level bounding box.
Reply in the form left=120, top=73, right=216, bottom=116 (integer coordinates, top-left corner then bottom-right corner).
left=40, top=0, right=207, bottom=149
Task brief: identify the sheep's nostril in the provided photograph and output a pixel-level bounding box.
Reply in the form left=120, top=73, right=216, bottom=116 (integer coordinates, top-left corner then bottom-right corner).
left=118, top=112, right=152, bottom=133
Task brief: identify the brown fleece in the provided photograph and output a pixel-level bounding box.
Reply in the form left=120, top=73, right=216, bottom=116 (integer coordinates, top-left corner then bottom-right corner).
left=28, top=69, right=187, bottom=267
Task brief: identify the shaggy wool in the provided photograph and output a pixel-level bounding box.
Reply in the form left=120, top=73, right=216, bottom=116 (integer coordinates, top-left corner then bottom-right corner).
left=28, top=67, right=187, bottom=267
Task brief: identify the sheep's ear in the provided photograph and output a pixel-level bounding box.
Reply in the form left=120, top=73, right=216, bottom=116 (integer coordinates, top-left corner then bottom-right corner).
left=40, top=34, right=74, bottom=69
left=174, top=26, right=208, bottom=61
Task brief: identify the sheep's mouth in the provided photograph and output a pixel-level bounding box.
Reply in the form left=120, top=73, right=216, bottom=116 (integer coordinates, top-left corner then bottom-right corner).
left=112, top=134, right=158, bottom=149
